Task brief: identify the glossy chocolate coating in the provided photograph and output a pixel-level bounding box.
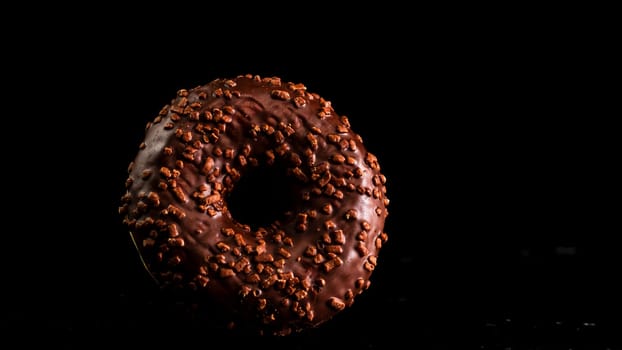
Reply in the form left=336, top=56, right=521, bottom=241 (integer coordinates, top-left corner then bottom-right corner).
left=120, top=75, right=389, bottom=335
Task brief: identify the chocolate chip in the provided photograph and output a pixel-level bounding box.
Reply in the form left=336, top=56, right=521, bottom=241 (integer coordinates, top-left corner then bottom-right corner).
left=255, top=253, right=274, bottom=263
left=271, top=90, right=291, bottom=101
left=328, top=297, right=345, bottom=311
left=216, top=241, right=231, bottom=252
left=356, top=242, right=368, bottom=257
left=344, top=209, right=358, bottom=221
left=172, top=187, right=186, bottom=203
left=220, top=268, right=235, bottom=278
left=321, top=203, right=333, bottom=214
left=304, top=245, right=317, bottom=257
left=293, top=96, right=306, bottom=108
left=330, top=154, right=346, bottom=164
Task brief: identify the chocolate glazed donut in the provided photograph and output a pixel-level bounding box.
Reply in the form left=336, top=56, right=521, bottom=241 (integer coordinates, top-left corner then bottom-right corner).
left=119, top=75, right=389, bottom=335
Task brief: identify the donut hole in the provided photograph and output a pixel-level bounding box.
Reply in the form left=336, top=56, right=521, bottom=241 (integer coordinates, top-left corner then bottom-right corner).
left=227, top=161, right=299, bottom=231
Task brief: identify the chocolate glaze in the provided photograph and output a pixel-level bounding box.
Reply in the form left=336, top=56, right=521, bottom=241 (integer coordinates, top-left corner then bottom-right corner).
left=120, top=75, right=389, bottom=335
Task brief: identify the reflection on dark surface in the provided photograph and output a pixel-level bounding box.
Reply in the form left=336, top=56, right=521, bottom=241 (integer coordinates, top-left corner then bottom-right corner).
left=4, top=202, right=620, bottom=348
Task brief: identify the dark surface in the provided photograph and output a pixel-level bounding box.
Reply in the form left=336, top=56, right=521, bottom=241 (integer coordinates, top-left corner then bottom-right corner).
left=2, top=17, right=618, bottom=349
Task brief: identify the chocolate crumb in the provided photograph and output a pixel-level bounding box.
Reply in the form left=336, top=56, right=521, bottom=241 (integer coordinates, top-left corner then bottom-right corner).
left=328, top=297, right=346, bottom=311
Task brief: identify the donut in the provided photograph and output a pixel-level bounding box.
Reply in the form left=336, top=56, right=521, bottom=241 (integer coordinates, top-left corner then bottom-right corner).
left=119, top=74, right=389, bottom=335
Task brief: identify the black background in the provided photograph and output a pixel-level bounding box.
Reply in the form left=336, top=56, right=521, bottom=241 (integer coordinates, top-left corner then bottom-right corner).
left=1, top=11, right=618, bottom=349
